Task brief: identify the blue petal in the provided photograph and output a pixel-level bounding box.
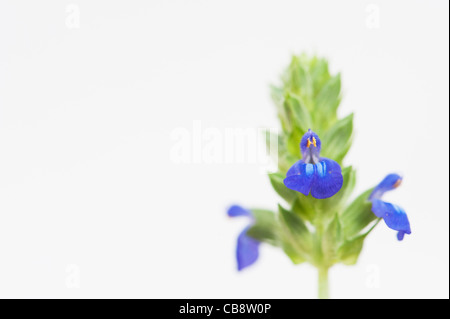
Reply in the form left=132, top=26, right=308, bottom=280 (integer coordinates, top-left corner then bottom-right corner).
left=397, top=231, right=406, bottom=241
left=310, top=158, right=343, bottom=199
left=371, top=199, right=411, bottom=236
left=236, top=226, right=260, bottom=271
left=371, top=199, right=387, bottom=218
left=227, top=205, right=252, bottom=218
left=283, top=160, right=315, bottom=196
left=369, top=174, right=403, bottom=201
left=300, top=129, right=322, bottom=163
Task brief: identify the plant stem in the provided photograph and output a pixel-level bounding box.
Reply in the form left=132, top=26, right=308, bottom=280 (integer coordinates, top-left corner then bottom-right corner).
left=318, top=267, right=329, bottom=299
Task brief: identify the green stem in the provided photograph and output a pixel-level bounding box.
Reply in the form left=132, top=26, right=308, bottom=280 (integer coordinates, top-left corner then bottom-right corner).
left=318, top=267, right=329, bottom=299
left=365, top=218, right=382, bottom=236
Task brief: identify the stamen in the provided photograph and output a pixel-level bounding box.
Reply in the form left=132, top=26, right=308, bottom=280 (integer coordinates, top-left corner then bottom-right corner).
left=306, top=138, right=312, bottom=148
left=312, top=136, right=317, bottom=147
left=393, top=179, right=402, bottom=188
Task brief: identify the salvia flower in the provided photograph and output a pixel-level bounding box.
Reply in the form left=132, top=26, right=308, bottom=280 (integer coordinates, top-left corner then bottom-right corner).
left=283, top=129, right=343, bottom=199
left=369, top=174, right=411, bottom=241
left=227, top=205, right=260, bottom=271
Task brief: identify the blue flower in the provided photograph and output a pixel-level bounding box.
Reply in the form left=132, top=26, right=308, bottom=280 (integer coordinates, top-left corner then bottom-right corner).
left=227, top=205, right=260, bottom=271
left=283, top=129, right=343, bottom=199
left=369, top=174, right=411, bottom=241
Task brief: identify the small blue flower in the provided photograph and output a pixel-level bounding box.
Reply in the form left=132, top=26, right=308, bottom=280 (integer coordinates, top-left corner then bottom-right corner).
left=283, top=129, right=343, bottom=199
left=227, top=205, right=260, bottom=271
left=369, top=174, right=411, bottom=241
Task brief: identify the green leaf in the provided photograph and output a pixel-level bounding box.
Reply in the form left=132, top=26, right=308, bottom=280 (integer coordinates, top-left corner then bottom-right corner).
left=270, top=86, right=291, bottom=134
left=322, top=213, right=343, bottom=265
left=310, top=57, right=331, bottom=95
left=337, top=234, right=366, bottom=265
left=246, top=209, right=279, bottom=246
left=278, top=204, right=313, bottom=263
left=315, top=73, right=341, bottom=114
left=284, top=92, right=312, bottom=134
left=325, top=165, right=357, bottom=210
left=282, top=56, right=313, bottom=99
left=270, top=85, right=284, bottom=109
left=263, top=130, right=296, bottom=173
left=268, top=172, right=297, bottom=204
left=286, top=129, right=303, bottom=158
left=280, top=92, right=312, bottom=158
left=282, top=241, right=307, bottom=265
left=320, top=113, right=354, bottom=164
left=292, top=196, right=315, bottom=222
left=340, top=189, right=378, bottom=240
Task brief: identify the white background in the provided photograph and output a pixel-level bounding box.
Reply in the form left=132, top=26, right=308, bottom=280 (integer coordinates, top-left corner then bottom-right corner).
left=0, top=0, right=448, bottom=298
